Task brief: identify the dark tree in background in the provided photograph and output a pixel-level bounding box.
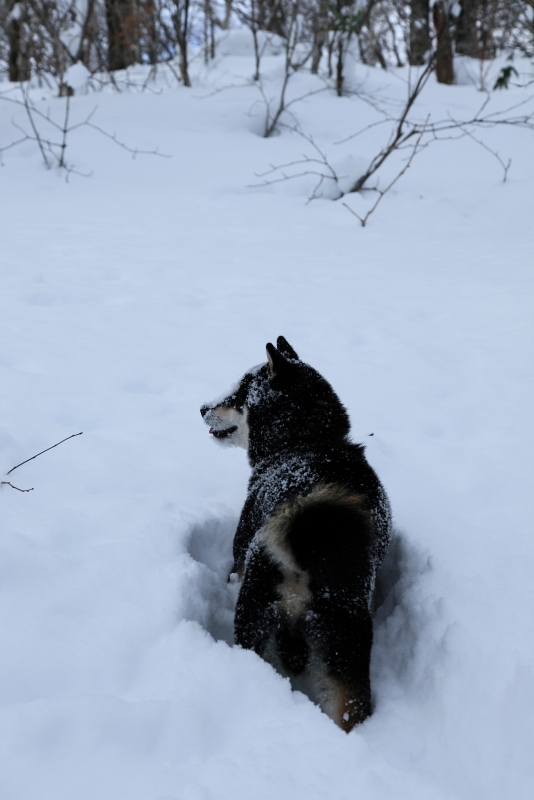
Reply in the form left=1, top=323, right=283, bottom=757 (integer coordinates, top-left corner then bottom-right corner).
left=256, top=0, right=286, bottom=36
left=433, top=0, right=453, bottom=83
left=409, top=0, right=430, bottom=65
left=7, top=0, right=30, bottom=81
left=106, top=0, right=137, bottom=70
left=173, top=0, right=191, bottom=86
left=454, top=0, right=478, bottom=56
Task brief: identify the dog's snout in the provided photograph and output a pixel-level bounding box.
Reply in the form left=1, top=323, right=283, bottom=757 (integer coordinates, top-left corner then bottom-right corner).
left=200, top=405, right=209, bottom=418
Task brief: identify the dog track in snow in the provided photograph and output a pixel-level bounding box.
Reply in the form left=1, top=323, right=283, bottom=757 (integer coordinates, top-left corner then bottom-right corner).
left=182, top=516, right=239, bottom=645
left=372, top=530, right=445, bottom=705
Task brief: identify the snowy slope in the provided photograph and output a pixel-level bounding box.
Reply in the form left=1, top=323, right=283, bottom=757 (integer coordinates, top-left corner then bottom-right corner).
left=1, top=40, right=533, bottom=800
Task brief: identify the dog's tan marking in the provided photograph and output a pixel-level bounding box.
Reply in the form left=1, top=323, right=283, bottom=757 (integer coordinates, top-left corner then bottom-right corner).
left=207, top=404, right=249, bottom=449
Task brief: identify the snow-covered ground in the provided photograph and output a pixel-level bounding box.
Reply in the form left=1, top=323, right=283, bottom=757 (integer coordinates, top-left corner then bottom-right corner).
left=1, top=37, right=533, bottom=800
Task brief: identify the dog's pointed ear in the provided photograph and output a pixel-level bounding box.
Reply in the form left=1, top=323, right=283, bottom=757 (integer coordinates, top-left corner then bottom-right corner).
left=266, top=342, right=291, bottom=382
left=276, top=336, right=299, bottom=361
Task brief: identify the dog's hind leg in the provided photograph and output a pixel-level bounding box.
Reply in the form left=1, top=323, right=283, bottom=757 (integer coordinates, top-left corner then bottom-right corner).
left=307, top=602, right=373, bottom=731
left=322, top=674, right=371, bottom=732
left=283, top=488, right=376, bottom=730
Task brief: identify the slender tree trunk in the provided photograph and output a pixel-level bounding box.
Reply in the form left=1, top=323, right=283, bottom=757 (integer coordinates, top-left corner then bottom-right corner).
left=311, top=0, right=329, bottom=74
left=336, top=36, right=344, bottom=96
left=222, top=0, right=232, bottom=30
left=173, top=0, right=191, bottom=86
left=409, top=0, right=431, bottom=65
left=74, top=0, right=97, bottom=64
left=433, top=1, right=453, bottom=84
left=145, top=0, right=158, bottom=65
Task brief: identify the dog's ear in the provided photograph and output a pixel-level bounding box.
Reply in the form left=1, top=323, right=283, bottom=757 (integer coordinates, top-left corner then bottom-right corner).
left=276, top=336, right=299, bottom=361
left=266, top=342, right=292, bottom=382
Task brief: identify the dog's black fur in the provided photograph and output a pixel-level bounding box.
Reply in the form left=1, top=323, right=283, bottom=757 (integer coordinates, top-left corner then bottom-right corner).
left=201, top=337, right=391, bottom=731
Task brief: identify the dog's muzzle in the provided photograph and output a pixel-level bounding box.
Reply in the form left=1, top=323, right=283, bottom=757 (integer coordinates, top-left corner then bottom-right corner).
left=200, top=405, right=238, bottom=439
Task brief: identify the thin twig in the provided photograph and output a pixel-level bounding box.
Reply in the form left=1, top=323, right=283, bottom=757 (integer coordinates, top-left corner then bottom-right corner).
left=1, top=482, right=34, bottom=493
left=248, top=124, right=344, bottom=200
left=446, top=114, right=512, bottom=182
left=7, top=432, right=83, bottom=475
left=59, top=92, right=71, bottom=168
left=194, top=81, right=255, bottom=99
left=20, top=83, right=51, bottom=168
left=84, top=122, right=170, bottom=158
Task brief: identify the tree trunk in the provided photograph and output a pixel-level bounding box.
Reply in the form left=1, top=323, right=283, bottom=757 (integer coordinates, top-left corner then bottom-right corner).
left=8, top=1, right=31, bottom=82
left=173, top=0, right=191, bottom=87
left=336, top=36, right=344, bottom=96
left=311, top=0, right=329, bottom=74
left=455, top=0, right=478, bottom=57
left=105, top=0, right=137, bottom=71
left=221, top=0, right=232, bottom=30
left=365, top=3, right=386, bottom=68
left=257, top=0, right=285, bottom=37
left=409, top=0, right=431, bottom=65
left=433, top=1, right=453, bottom=84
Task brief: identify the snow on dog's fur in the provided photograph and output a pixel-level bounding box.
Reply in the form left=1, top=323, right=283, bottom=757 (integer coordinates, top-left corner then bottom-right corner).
left=201, top=337, right=392, bottom=731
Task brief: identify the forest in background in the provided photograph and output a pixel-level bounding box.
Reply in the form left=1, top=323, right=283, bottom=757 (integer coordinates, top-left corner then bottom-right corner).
left=1, top=1, right=533, bottom=90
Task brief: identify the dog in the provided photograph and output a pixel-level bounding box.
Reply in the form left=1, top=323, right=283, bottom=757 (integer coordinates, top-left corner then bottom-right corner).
left=200, top=337, right=392, bottom=731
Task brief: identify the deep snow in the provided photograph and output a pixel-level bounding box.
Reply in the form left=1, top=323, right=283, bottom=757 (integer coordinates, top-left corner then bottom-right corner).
left=1, top=36, right=533, bottom=800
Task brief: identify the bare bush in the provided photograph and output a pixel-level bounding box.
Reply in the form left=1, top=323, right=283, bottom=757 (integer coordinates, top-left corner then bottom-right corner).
left=0, top=85, right=170, bottom=174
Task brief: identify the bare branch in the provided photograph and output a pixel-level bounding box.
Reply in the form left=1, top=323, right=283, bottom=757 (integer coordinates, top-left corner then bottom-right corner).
left=20, top=84, right=52, bottom=169
left=445, top=114, right=512, bottom=183
left=7, top=432, right=83, bottom=476
left=247, top=124, right=344, bottom=200
left=1, top=482, right=34, bottom=493
left=0, top=94, right=170, bottom=173
left=343, top=115, right=429, bottom=227
left=349, top=58, right=435, bottom=193
left=84, top=122, right=171, bottom=159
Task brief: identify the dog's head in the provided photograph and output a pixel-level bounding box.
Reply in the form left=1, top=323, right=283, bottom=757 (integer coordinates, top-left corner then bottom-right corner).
left=200, top=336, right=350, bottom=460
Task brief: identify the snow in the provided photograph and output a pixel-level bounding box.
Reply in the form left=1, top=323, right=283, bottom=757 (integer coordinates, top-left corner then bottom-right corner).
left=1, top=41, right=533, bottom=800
left=216, top=29, right=285, bottom=57
left=62, top=61, right=91, bottom=94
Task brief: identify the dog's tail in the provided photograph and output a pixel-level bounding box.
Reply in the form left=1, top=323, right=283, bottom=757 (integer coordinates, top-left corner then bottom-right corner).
left=284, top=484, right=375, bottom=589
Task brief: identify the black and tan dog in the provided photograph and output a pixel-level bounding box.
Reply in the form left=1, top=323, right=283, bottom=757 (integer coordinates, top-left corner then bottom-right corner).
left=201, top=337, right=391, bottom=731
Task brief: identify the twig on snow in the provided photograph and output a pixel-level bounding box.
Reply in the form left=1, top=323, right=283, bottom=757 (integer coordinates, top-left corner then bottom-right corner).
left=1, top=481, right=34, bottom=493
left=7, top=432, right=83, bottom=476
